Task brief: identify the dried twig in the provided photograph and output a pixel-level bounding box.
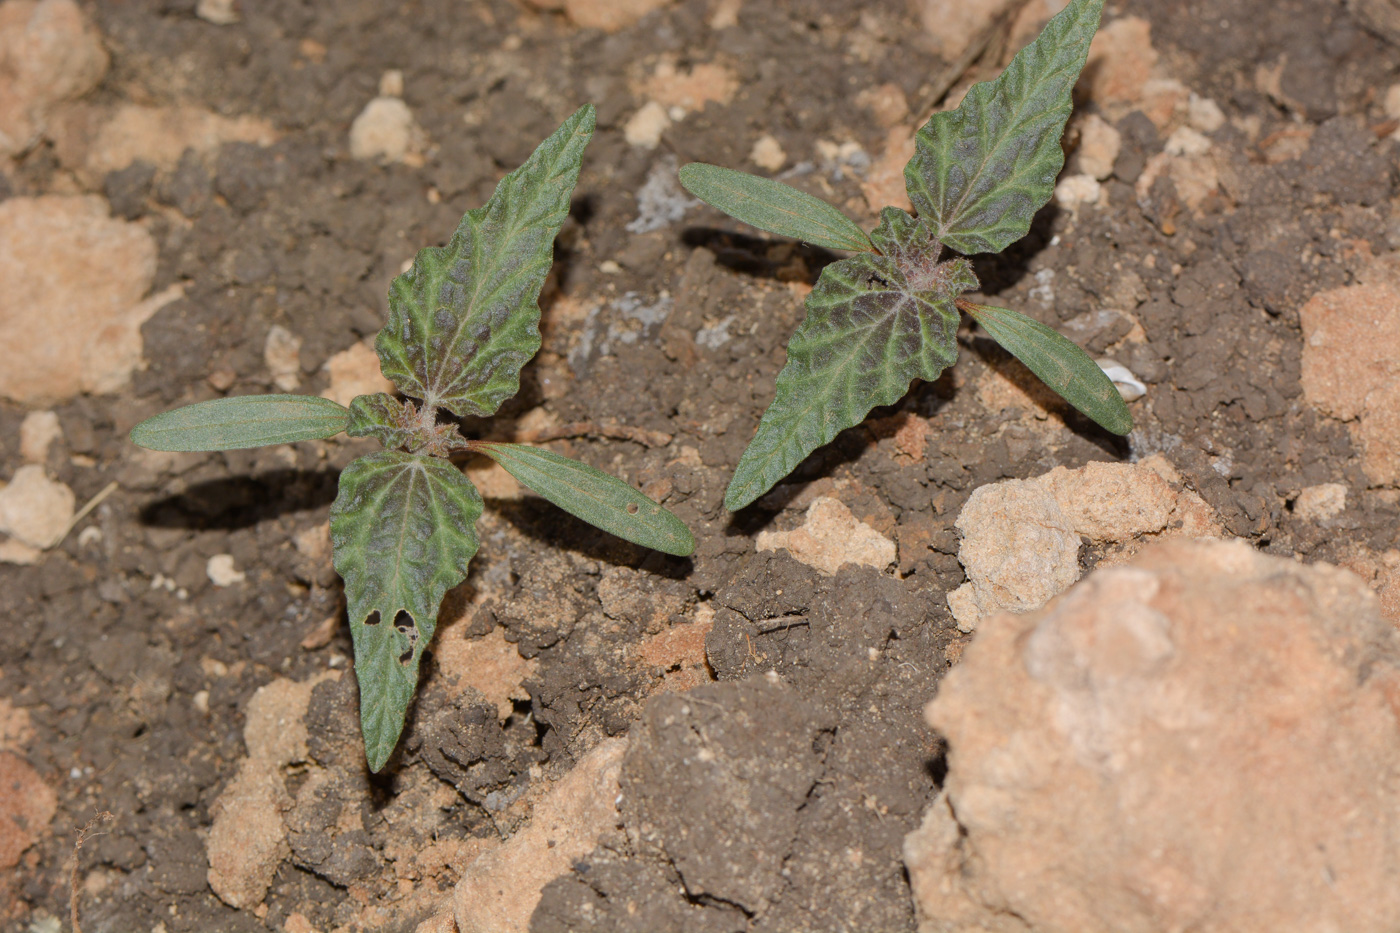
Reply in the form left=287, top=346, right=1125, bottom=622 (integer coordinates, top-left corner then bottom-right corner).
left=70, top=811, right=115, bottom=933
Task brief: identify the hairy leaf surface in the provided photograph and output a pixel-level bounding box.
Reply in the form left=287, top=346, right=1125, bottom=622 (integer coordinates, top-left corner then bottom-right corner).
left=346, top=393, right=415, bottom=449
left=966, top=303, right=1133, bottom=435
left=330, top=452, right=483, bottom=770
left=129, top=394, right=348, bottom=451
left=904, top=0, right=1104, bottom=254
left=725, top=210, right=976, bottom=511
left=678, top=163, right=873, bottom=252
left=476, top=443, right=695, bottom=556
left=377, top=105, right=594, bottom=417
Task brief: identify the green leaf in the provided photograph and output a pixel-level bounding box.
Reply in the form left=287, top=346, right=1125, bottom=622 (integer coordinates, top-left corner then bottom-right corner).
left=903, top=0, right=1104, bottom=255
left=725, top=209, right=976, bottom=511
left=330, top=451, right=483, bottom=770
left=476, top=442, right=695, bottom=556
left=964, top=303, right=1133, bottom=435
left=679, top=163, right=874, bottom=253
left=346, top=393, right=414, bottom=449
left=376, top=104, right=595, bottom=417
left=129, top=394, right=348, bottom=452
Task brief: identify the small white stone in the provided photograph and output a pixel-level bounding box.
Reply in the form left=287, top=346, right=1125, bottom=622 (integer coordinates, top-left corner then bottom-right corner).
left=19, top=411, right=62, bottom=463
left=749, top=134, right=787, bottom=172
left=196, top=0, right=240, bottom=24
left=1187, top=93, right=1225, bottom=133
left=624, top=101, right=671, bottom=150
left=77, top=526, right=102, bottom=547
left=207, top=554, right=246, bottom=587
left=1386, top=84, right=1400, bottom=121
left=0, top=465, right=75, bottom=548
left=378, top=69, right=404, bottom=99
left=1294, top=483, right=1347, bottom=523
left=1053, top=174, right=1101, bottom=210
left=1077, top=114, right=1121, bottom=181
left=349, top=97, right=422, bottom=163
left=193, top=690, right=210, bottom=715
left=599, top=260, right=622, bottom=275
left=1165, top=126, right=1213, bottom=157
left=1097, top=358, right=1147, bottom=402
left=263, top=325, right=302, bottom=391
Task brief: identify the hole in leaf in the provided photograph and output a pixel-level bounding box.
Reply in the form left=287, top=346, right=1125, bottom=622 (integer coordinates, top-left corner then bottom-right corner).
left=626, top=502, right=639, bottom=514
left=398, top=647, right=414, bottom=665
left=393, top=609, right=414, bottom=634
left=363, top=611, right=382, bottom=626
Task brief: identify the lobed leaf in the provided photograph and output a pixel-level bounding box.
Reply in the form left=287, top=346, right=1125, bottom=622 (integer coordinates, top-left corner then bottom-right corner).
left=476, top=442, right=695, bottom=556
left=678, top=163, right=874, bottom=253
left=725, top=210, right=974, bottom=511
left=330, top=451, right=483, bottom=771
left=965, top=303, right=1133, bottom=435
left=376, top=104, right=595, bottom=417
left=903, top=0, right=1104, bottom=255
left=129, top=394, right=348, bottom=452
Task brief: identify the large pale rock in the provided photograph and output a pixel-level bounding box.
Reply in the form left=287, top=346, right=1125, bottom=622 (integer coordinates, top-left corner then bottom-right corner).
left=321, top=339, right=395, bottom=408
left=0, top=0, right=108, bottom=157
left=1300, top=257, right=1400, bottom=486
left=756, top=496, right=897, bottom=575
left=206, top=673, right=336, bottom=910
left=453, top=737, right=627, bottom=933
left=907, top=538, right=1400, bottom=933
left=0, top=464, right=74, bottom=549
left=0, top=195, right=180, bottom=404
left=18, top=410, right=61, bottom=463
left=947, top=457, right=1219, bottom=631
left=67, top=103, right=277, bottom=176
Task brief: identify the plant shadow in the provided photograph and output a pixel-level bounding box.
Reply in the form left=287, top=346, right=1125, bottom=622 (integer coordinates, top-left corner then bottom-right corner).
left=680, top=227, right=843, bottom=286
left=485, top=496, right=695, bottom=580
left=138, top=468, right=341, bottom=531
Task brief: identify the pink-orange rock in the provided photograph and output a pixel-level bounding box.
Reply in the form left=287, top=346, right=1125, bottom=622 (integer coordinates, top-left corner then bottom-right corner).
left=0, top=0, right=108, bottom=157
left=1300, top=258, right=1400, bottom=486
left=1080, top=16, right=1157, bottom=108
left=0, top=195, right=180, bottom=404
left=756, top=496, right=897, bottom=576
left=321, top=339, right=396, bottom=408
left=908, top=538, right=1400, bottom=933
left=453, top=738, right=627, bottom=933
left=0, top=751, right=57, bottom=870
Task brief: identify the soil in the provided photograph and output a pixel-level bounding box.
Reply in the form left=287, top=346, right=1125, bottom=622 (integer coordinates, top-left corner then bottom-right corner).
left=2, top=0, right=1398, bottom=931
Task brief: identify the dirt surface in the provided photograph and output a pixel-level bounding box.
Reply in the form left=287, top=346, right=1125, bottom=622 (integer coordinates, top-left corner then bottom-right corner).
left=2, top=0, right=1399, bottom=930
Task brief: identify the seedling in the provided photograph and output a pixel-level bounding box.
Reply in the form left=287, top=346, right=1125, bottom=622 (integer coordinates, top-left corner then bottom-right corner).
left=131, top=106, right=695, bottom=770
left=679, top=0, right=1131, bottom=511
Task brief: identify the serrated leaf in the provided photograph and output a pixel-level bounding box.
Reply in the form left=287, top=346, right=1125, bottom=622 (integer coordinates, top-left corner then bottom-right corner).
left=346, top=393, right=414, bottom=449
left=904, top=0, right=1104, bottom=255
left=678, top=163, right=874, bottom=252
left=965, top=303, right=1133, bottom=435
left=330, top=451, right=483, bottom=770
left=129, top=394, right=348, bottom=451
left=376, top=104, right=595, bottom=417
left=476, top=442, right=695, bottom=556
left=725, top=209, right=974, bottom=511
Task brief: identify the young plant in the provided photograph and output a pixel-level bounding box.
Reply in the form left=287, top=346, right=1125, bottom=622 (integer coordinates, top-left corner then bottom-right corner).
left=130, top=105, right=695, bottom=770
left=679, top=0, right=1132, bottom=511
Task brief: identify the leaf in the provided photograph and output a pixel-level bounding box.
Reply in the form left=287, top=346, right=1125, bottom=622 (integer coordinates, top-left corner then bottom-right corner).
left=476, top=442, right=695, bottom=556
left=376, top=104, right=595, bottom=417
left=346, top=393, right=414, bottom=449
left=725, top=209, right=975, bottom=511
left=964, top=303, right=1133, bottom=435
left=903, top=0, right=1105, bottom=255
left=678, top=163, right=874, bottom=253
left=129, top=394, right=348, bottom=451
left=330, top=451, right=483, bottom=770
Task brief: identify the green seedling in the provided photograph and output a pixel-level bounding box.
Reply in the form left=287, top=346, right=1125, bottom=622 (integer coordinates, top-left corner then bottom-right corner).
left=131, top=105, right=695, bottom=770
left=680, top=0, right=1132, bottom=511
